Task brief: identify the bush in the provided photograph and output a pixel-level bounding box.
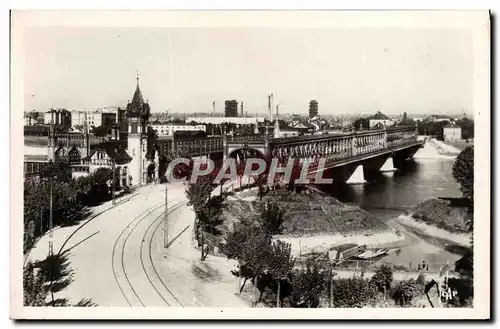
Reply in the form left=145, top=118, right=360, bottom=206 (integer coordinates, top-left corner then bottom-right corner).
left=331, top=277, right=378, bottom=308
left=290, top=262, right=328, bottom=308
left=370, top=263, right=393, bottom=292
left=447, top=277, right=473, bottom=307
left=391, top=279, right=422, bottom=307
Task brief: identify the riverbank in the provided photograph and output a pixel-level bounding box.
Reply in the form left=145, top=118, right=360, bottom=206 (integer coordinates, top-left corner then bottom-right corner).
left=404, top=198, right=470, bottom=235
left=221, top=186, right=404, bottom=257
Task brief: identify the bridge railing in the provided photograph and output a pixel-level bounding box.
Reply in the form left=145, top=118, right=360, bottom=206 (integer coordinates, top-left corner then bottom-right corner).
left=227, top=134, right=267, bottom=142
left=268, top=127, right=419, bottom=165
left=171, top=138, right=224, bottom=156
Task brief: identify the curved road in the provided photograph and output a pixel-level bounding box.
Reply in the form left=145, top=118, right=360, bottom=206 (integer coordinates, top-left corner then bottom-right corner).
left=27, top=183, right=247, bottom=307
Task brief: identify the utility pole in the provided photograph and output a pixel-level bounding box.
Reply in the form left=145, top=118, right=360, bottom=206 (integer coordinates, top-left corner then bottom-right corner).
left=48, top=178, right=53, bottom=256
left=163, top=182, right=168, bottom=248
left=48, top=120, right=54, bottom=256
left=112, top=159, right=116, bottom=205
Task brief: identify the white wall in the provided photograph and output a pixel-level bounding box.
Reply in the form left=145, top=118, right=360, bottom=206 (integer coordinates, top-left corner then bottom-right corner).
left=151, top=124, right=206, bottom=136
left=443, top=127, right=462, bottom=142
left=369, top=119, right=393, bottom=128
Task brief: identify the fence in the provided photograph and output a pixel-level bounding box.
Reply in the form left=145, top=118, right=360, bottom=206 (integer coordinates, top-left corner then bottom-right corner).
left=295, top=255, right=451, bottom=274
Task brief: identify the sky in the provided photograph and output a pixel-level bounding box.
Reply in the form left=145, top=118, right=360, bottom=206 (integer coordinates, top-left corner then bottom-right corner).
left=23, top=27, right=474, bottom=116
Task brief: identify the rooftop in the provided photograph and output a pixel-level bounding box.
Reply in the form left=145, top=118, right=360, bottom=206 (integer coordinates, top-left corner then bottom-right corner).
left=368, top=111, right=391, bottom=120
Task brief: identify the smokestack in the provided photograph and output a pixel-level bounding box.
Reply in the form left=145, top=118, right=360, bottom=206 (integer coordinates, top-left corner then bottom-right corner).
left=268, top=95, right=271, bottom=121
left=241, top=101, right=244, bottom=117
left=276, top=105, right=279, bottom=119
left=270, top=93, right=274, bottom=122
left=212, top=101, right=216, bottom=114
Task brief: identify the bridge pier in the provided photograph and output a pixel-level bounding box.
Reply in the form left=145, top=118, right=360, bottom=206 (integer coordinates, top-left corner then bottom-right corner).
left=380, top=157, right=397, bottom=172
left=392, top=145, right=421, bottom=169
left=346, top=165, right=366, bottom=184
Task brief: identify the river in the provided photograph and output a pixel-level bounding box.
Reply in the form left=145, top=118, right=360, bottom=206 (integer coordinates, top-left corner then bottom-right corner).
left=318, top=141, right=461, bottom=213
left=317, top=141, right=466, bottom=270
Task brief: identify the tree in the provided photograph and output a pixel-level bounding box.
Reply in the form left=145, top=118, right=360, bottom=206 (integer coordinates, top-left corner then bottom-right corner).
left=291, top=261, right=328, bottom=308
left=146, top=126, right=159, bottom=161
left=24, top=255, right=97, bottom=307
left=222, top=221, right=272, bottom=303
left=185, top=181, right=214, bottom=214
left=331, top=277, right=377, bottom=307
left=452, top=146, right=474, bottom=201
left=391, top=278, right=421, bottom=306
left=267, top=240, right=294, bottom=307
left=260, top=201, right=285, bottom=236
left=222, top=219, right=256, bottom=293
left=353, top=118, right=370, bottom=131
left=34, top=252, right=74, bottom=306
left=23, top=261, right=47, bottom=306
left=197, top=194, right=226, bottom=260
left=370, top=263, right=393, bottom=294
left=39, top=159, right=72, bottom=183
left=402, top=112, right=408, bottom=125
left=90, top=125, right=110, bottom=140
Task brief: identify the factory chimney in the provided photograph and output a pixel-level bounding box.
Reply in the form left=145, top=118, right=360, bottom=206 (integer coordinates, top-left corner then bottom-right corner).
left=270, top=93, right=274, bottom=122
left=241, top=101, right=244, bottom=117
left=268, top=95, right=271, bottom=121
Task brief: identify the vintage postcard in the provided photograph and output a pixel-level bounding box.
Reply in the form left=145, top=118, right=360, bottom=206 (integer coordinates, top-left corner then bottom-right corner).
left=10, top=10, right=490, bottom=319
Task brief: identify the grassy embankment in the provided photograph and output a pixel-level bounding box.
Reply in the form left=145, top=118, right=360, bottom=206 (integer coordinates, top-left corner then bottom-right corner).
left=219, top=187, right=400, bottom=256
left=403, top=198, right=470, bottom=234
left=399, top=198, right=471, bottom=249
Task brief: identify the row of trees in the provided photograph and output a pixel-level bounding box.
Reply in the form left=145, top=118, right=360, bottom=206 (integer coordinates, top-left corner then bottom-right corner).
left=24, top=161, right=121, bottom=253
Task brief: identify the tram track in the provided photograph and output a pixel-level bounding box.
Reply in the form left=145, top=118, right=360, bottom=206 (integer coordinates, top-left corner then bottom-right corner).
left=140, top=200, right=187, bottom=307
left=111, top=198, right=188, bottom=307
left=111, top=202, right=165, bottom=306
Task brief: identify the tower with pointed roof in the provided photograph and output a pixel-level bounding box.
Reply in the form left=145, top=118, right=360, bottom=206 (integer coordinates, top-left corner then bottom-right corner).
left=126, top=74, right=151, bottom=186
left=126, top=73, right=151, bottom=134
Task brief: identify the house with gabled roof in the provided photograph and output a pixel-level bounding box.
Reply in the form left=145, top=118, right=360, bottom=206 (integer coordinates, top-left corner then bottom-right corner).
left=74, top=139, right=133, bottom=187
left=367, top=111, right=394, bottom=128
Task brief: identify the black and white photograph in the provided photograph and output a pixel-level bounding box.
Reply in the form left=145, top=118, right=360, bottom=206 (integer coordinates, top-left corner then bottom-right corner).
left=10, top=10, right=490, bottom=319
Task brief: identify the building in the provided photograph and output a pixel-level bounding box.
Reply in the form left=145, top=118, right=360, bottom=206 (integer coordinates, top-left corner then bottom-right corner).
left=70, top=107, right=125, bottom=130
left=273, top=120, right=300, bottom=138
left=70, top=110, right=102, bottom=128
left=186, top=116, right=265, bottom=125
left=309, top=100, right=318, bottom=119
left=44, top=109, right=71, bottom=127
left=125, top=75, right=151, bottom=185
left=443, top=126, right=462, bottom=142
left=368, top=111, right=394, bottom=128
left=24, top=111, right=42, bottom=126
left=24, top=114, right=36, bottom=126
left=428, top=115, right=452, bottom=123
left=76, top=140, right=132, bottom=186
left=150, top=123, right=206, bottom=137
left=225, top=100, right=238, bottom=117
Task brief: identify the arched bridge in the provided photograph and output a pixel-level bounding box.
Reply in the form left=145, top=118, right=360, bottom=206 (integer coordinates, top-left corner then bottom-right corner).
left=224, top=126, right=424, bottom=183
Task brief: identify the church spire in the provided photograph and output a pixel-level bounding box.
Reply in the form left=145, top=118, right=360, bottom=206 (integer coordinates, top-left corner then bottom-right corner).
left=136, top=72, right=139, bottom=86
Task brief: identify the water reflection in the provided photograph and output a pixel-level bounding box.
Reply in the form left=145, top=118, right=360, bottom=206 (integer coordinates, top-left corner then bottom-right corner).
left=316, top=158, right=461, bottom=211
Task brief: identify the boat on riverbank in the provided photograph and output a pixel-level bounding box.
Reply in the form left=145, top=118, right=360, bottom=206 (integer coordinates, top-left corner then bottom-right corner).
left=356, top=248, right=389, bottom=260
